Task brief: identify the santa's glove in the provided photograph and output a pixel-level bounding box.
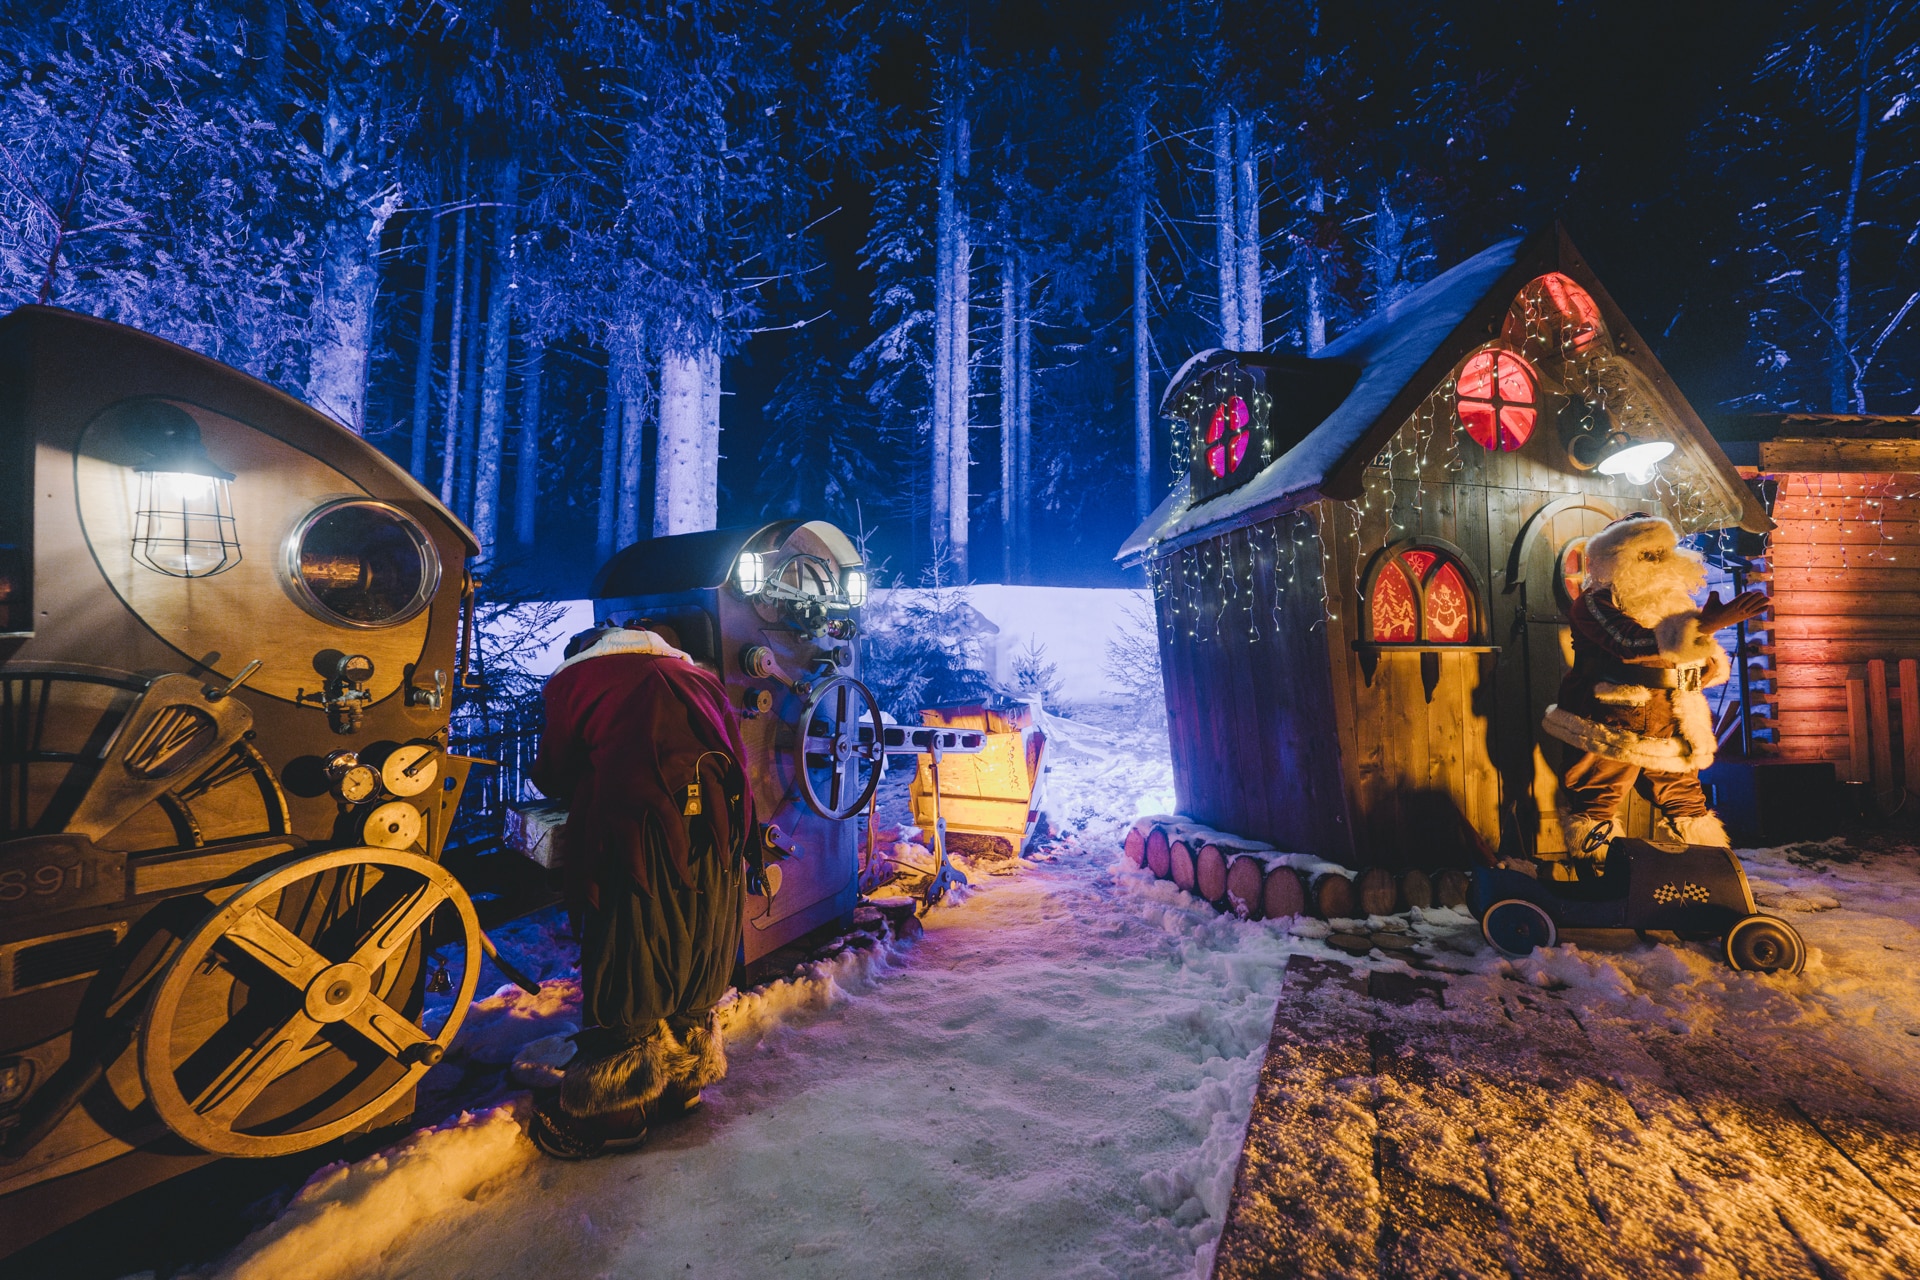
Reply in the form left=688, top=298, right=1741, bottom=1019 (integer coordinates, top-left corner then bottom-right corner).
left=1699, top=590, right=1770, bottom=632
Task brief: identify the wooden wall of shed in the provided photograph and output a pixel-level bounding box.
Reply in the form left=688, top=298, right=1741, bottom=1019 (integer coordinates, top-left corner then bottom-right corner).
left=1762, top=471, right=1920, bottom=775
left=1153, top=512, right=1354, bottom=859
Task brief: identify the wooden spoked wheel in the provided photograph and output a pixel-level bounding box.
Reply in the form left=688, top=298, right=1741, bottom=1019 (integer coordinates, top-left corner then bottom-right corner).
left=138, top=847, right=481, bottom=1157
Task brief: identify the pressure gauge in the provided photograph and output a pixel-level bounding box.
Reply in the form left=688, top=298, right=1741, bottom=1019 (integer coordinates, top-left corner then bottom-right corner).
left=324, top=751, right=380, bottom=804
left=363, top=800, right=423, bottom=850
left=380, top=742, right=440, bottom=798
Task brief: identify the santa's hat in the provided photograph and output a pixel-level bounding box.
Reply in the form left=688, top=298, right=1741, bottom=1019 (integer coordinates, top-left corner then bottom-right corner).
left=1582, top=512, right=1676, bottom=589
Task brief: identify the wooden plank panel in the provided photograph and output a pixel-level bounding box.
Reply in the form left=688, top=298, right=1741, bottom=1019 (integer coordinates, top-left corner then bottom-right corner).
left=1847, top=677, right=1871, bottom=783
left=1773, top=615, right=1920, bottom=639
left=1766, top=591, right=1920, bottom=614
left=1770, top=520, right=1920, bottom=545
left=1774, top=640, right=1920, bottom=666
left=1777, top=686, right=1854, bottom=711
left=1776, top=470, right=1920, bottom=495
left=1761, top=544, right=1920, bottom=569
left=1870, top=659, right=1894, bottom=787
left=1774, top=663, right=1868, bottom=688
left=1761, top=438, right=1920, bottom=471
left=1755, top=566, right=1920, bottom=590
left=1773, top=495, right=1920, bottom=521
left=1903, top=659, right=1920, bottom=792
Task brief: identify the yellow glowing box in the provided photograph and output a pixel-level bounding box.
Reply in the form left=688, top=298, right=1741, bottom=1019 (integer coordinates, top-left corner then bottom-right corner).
left=909, top=702, right=1049, bottom=858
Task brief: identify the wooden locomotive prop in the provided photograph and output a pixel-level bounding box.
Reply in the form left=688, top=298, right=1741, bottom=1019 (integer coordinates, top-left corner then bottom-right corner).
left=1117, top=224, right=1772, bottom=872
left=590, top=521, right=887, bottom=961
left=0, top=307, right=488, bottom=1247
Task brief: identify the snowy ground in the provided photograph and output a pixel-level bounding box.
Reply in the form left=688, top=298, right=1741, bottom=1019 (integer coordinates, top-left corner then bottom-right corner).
left=156, top=715, right=1920, bottom=1280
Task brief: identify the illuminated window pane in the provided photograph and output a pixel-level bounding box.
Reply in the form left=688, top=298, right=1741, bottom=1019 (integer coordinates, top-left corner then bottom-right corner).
left=1203, top=396, right=1253, bottom=478
left=1369, top=562, right=1419, bottom=642
left=1400, top=549, right=1437, bottom=579
left=1538, top=273, right=1604, bottom=351
left=1456, top=350, right=1537, bottom=452
left=1425, top=561, right=1472, bottom=642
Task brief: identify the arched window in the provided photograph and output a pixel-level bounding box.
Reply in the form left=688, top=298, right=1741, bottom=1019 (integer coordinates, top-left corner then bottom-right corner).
left=1367, top=546, right=1478, bottom=644
left=1455, top=349, right=1538, bottom=453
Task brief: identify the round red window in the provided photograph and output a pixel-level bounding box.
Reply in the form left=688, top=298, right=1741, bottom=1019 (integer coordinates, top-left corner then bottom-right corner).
left=1205, top=395, right=1252, bottom=478
left=1456, top=350, right=1537, bottom=452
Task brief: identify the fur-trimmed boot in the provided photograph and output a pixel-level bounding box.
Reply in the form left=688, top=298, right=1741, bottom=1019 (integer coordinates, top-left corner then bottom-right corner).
left=1672, top=812, right=1731, bottom=848
left=1553, top=815, right=1615, bottom=882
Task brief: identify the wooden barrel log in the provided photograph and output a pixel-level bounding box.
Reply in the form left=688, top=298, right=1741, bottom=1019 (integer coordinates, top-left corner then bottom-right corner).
left=1433, top=868, right=1470, bottom=908
left=1123, top=824, right=1147, bottom=867
left=1401, top=867, right=1434, bottom=911
left=1311, top=872, right=1356, bottom=920
left=1226, top=855, right=1268, bottom=918
left=1145, top=826, right=1172, bottom=879
left=1355, top=866, right=1401, bottom=917
left=1196, top=843, right=1230, bottom=903
left=1262, top=865, right=1307, bottom=920
left=1171, top=839, right=1198, bottom=891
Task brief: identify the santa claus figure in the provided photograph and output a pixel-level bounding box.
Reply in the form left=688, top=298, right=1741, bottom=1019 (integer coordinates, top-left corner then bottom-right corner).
left=1542, top=514, right=1769, bottom=861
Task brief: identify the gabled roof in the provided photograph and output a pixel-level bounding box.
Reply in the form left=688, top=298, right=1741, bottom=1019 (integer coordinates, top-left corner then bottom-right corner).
left=1118, top=224, right=1770, bottom=563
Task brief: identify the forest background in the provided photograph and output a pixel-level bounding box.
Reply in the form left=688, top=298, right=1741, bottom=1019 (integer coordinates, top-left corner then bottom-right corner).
left=2, top=0, right=1915, bottom=596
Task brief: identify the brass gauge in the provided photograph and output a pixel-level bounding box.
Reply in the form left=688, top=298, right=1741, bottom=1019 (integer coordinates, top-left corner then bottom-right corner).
left=324, top=751, right=380, bottom=804
left=380, top=742, right=440, bottom=798
left=363, top=800, right=423, bottom=850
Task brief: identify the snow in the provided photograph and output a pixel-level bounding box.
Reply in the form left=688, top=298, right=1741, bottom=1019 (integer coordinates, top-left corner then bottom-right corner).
left=1118, top=238, right=1523, bottom=562
left=167, top=713, right=1920, bottom=1280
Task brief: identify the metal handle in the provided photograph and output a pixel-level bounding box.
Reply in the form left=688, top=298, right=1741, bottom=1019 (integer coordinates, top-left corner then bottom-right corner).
left=204, top=658, right=262, bottom=702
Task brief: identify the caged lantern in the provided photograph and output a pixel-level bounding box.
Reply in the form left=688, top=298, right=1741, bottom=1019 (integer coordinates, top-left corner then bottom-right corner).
left=123, top=399, right=241, bottom=578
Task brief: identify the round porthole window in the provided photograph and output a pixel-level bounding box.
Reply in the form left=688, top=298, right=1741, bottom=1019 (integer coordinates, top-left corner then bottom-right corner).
left=284, top=499, right=441, bottom=628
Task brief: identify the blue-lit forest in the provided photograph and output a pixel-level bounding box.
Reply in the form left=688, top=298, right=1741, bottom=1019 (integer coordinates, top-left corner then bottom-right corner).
left=2, top=1, right=1915, bottom=593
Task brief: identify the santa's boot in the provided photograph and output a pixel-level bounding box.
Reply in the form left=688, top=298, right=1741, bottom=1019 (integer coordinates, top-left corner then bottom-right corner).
left=1673, top=812, right=1731, bottom=848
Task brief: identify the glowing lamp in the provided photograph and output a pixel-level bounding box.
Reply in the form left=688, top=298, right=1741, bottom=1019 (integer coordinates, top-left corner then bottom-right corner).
left=127, top=402, right=240, bottom=578
left=843, top=566, right=868, bottom=608
left=1596, top=440, right=1674, bottom=486
left=736, top=550, right=766, bottom=595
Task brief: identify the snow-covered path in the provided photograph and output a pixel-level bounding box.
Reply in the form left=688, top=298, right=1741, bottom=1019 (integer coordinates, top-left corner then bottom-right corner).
left=200, top=719, right=1299, bottom=1280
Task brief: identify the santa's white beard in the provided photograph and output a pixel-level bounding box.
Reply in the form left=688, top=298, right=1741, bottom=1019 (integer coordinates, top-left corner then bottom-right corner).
left=1609, top=551, right=1706, bottom=628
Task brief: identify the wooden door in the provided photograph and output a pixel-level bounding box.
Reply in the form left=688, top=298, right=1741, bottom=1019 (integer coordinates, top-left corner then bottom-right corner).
left=1499, top=497, right=1659, bottom=854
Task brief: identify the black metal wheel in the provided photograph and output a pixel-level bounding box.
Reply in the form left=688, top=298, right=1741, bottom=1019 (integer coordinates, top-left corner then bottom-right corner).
left=1724, top=914, right=1806, bottom=975
left=796, top=676, right=885, bottom=821
left=1482, top=898, right=1557, bottom=957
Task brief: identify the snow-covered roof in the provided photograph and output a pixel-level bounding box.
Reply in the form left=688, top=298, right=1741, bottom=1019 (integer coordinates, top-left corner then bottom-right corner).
left=1119, top=238, right=1522, bottom=562
left=1117, top=225, right=1771, bottom=564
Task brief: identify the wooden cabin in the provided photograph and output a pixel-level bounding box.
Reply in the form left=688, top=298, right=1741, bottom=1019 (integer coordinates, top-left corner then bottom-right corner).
left=1117, top=225, right=1771, bottom=868
left=1715, top=414, right=1920, bottom=805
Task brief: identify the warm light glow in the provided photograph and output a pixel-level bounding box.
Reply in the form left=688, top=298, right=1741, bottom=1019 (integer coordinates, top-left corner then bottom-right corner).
left=131, top=470, right=240, bottom=578
left=736, top=550, right=766, bottom=595
left=1597, top=440, right=1674, bottom=485
left=149, top=470, right=217, bottom=505
left=1455, top=350, right=1538, bottom=451
left=843, top=566, right=868, bottom=607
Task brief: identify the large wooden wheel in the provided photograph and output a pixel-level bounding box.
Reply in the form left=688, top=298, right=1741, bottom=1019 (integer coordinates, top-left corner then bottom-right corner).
left=138, top=847, right=481, bottom=1156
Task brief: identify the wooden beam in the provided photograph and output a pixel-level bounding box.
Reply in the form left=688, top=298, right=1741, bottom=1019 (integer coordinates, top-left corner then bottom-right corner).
left=1847, top=677, right=1871, bottom=783
left=1869, top=659, right=1894, bottom=789
left=1761, top=438, right=1920, bottom=472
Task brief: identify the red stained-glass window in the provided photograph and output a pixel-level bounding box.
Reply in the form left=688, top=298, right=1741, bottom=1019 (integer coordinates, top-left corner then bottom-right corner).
left=1537, top=273, right=1604, bottom=352
left=1456, top=350, right=1537, bottom=452
left=1367, top=547, right=1478, bottom=644
left=1205, top=395, right=1252, bottom=478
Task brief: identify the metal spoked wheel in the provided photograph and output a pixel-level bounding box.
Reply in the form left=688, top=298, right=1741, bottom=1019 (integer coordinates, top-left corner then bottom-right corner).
left=1482, top=898, right=1558, bottom=957
left=1724, top=914, right=1807, bottom=975
left=796, top=675, right=886, bottom=821
left=139, top=847, right=481, bottom=1157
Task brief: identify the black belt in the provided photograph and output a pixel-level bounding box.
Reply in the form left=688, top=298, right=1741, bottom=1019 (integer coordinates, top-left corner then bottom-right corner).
left=1599, top=660, right=1703, bottom=692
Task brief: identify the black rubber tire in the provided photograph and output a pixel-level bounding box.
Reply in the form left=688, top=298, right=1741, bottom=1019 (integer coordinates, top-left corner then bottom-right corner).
left=1482, top=898, right=1557, bottom=957
left=1724, top=914, right=1807, bottom=975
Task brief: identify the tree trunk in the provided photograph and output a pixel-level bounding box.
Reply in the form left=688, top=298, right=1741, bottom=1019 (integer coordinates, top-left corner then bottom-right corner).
left=1015, top=255, right=1032, bottom=583
left=596, top=368, right=620, bottom=563
left=303, top=90, right=400, bottom=434
left=409, top=210, right=440, bottom=482
left=948, top=105, right=971, bottom=577
left=1131, top=106, right=1151, bottom=521
left=654, top=340, right=718, bottom=535
left=612, top=341, right=647, bottom=549
left=1235, top=114, right=1261, bottom=351
left=1212, top=105, right=1239, bottom=349
left=931, top=105, right=955, bottom=567
left=1000, top=219, right=1016, bottom=584
left=438, top=205, right=468, bottom=506
left=456, top=224, right=484, bottom=522
left=1835, top=19, right=1876, bottom=412
left=514, top=340, right=543, bottom=546
left=472, top=158, right=518, bottom=564
left=1304, top=182, right=1327, bottom=353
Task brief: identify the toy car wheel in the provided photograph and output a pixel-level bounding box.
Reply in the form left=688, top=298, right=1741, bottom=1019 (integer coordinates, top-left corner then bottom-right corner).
left=1482, top=898, right=1557, bottom=957
left=1724, top=914, right=1806, bottom=976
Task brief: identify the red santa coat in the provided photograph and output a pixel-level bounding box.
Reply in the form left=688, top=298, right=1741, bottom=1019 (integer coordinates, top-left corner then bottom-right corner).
left=532, top=639, right=754, bottom=912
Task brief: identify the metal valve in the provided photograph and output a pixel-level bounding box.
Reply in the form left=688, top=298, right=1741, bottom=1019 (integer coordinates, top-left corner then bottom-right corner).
left=302, top=653, right=375, bottom=735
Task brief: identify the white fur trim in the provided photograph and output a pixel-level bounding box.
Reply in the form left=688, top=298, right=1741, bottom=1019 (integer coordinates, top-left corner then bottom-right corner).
left=1592, top=682, right=1652, bottom=706
left=1543, top=700, right=1717, bottom=772
left=1582, top=517, right=1675, bottom=590
left=1675, top=813, right=1730, bottom=847
left=560, top=1019, right=720, bottom=1117
left=552, top=627, right=693, bottom=677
